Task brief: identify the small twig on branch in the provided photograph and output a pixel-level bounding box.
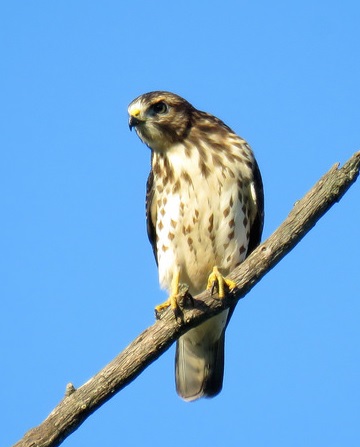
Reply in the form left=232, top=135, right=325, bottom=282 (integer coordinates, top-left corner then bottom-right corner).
left=13, top=152, right=360, bottom=447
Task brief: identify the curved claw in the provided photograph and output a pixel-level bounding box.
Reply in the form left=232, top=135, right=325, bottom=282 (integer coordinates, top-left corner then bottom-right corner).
left=207, top=266, right=236, bottom=298
left=155, top=271, right=182, bottom=318
left=155, top=294, right=178, bottom=314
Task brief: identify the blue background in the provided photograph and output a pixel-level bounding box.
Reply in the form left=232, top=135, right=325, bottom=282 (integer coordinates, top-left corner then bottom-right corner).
left=2, top=1, right=359, bottom=446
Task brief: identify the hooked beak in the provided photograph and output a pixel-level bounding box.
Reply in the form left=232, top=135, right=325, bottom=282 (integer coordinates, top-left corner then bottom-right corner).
left=128, top=115, right=141, bottom=131
left=128, top=107, right=144, bottom=131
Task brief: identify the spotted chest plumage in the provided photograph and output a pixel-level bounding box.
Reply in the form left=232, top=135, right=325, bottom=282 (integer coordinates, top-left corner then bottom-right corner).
left=150, top=135, right=256, bottom=296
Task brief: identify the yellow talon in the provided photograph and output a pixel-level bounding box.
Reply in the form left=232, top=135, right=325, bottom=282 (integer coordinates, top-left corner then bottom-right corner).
left=207, top=266, right=236, bottom=298
left=154, top=298, right=173, bottom=314
left=155, top=271, right=181, bottom=315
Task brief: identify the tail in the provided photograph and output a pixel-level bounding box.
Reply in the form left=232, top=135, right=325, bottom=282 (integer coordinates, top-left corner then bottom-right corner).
left=175, top=312, right=227, bottom=402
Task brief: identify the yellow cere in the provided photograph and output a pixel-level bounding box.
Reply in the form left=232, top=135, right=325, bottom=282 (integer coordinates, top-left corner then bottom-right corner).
left=130, top=108, right=141, bottom=117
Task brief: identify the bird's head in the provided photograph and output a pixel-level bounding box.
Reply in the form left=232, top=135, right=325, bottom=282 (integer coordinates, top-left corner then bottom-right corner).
left=128, top=91, right=194, bottom=152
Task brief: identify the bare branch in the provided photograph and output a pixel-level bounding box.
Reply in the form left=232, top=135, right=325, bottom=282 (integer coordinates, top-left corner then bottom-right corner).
left=13, top=151, right=360, bottom=447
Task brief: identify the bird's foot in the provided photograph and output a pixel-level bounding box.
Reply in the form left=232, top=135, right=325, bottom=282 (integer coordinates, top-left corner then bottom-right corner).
left=207, top=266, right=236, bottom=298
left=155, top=273, right=191, bottom=319
left=155, top=294, right=178, bottom=314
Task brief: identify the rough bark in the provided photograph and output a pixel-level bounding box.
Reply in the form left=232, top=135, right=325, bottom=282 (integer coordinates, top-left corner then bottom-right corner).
left=13, top=151, right=360, bottom=447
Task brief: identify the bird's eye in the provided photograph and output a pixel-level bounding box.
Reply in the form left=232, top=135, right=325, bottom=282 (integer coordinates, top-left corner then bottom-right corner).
left=151, top=101, right=168, bottom=115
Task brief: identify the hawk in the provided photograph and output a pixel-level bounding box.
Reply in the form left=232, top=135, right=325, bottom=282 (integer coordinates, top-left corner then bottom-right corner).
left=128, top=91, right=264, bottom=401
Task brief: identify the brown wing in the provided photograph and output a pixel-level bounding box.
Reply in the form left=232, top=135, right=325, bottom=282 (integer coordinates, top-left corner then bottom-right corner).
left=145, top=167, right=158, bottom=264
left=247, top=158, right=265, bottom=255
left=225, top=158, right=264, bottom=326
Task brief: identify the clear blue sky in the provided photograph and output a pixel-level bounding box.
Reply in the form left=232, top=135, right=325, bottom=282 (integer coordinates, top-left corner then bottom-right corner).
left=2, top=1, right=359, bottom=446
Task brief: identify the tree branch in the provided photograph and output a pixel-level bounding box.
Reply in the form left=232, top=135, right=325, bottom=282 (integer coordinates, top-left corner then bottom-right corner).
left=13, top=151, right=360, bottom=447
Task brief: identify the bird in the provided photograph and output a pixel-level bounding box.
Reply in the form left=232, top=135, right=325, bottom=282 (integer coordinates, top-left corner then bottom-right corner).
left=128, top=91, right=264, bottom=401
